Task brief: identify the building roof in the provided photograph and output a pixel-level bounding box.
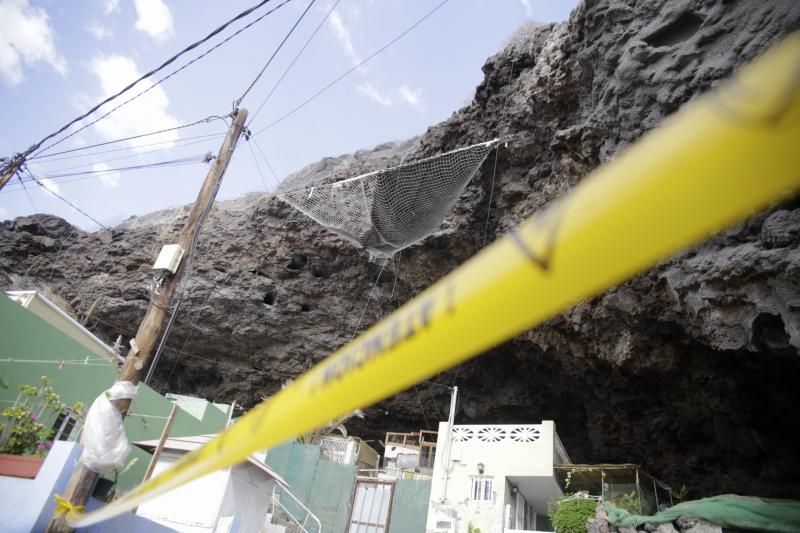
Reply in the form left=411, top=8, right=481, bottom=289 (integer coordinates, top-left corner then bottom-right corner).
left=134, top=434, right=288, bottom=487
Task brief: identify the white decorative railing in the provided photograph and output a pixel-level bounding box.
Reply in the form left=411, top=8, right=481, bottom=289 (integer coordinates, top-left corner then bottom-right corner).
left=451, top=424, right=542, bottom=443
left=268, top=484, right=322, bottom=533
left=317, top=436, right=348, bottom=464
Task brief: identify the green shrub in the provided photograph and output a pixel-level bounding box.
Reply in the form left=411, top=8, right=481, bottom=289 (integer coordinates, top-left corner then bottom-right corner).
left=611, top=491, right=641, bottom=515
left=548, top=497, right=597, bottom=533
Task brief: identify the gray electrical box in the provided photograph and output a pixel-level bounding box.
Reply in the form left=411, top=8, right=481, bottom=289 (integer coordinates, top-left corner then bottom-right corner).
left=152, top=244, right=185, bottom=273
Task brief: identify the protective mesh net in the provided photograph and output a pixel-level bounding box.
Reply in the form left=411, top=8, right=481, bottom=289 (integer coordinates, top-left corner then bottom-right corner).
left=277, top=139, right=500, bottom=257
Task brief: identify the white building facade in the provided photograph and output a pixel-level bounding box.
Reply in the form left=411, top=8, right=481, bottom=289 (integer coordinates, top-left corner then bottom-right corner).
left=426, top=421, right=570, bottom=533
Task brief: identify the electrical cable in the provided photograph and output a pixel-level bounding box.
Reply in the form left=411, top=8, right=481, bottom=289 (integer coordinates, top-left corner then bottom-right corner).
left=3, top=158, right=206, bottom=193
left=17, top=173, right=37, bottom=212
left=29, top=116, right=229, bottom=160
left=3, top=0, right=282, bottom=167
left=31, top=133, right=225, bottom=163
left=23, top=168, right=109, bottom=230
left=251, top=137, right=281, bottom=184
left=248, top=0, right=341, bottom=126
left=252, top=0, right=450, bottom=135
left=3, top=161, right=204, bottom=193
left=247, top=141, right=272, bottom=192
left=235, top=0, right=315, bottom=107
left=32, top=156, right=206, bottom=180
left=33, top=0, right=294, bottom=157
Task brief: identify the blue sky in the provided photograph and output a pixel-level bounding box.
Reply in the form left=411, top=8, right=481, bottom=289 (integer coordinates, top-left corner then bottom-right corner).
left=0, top=0, right=579, bottom=229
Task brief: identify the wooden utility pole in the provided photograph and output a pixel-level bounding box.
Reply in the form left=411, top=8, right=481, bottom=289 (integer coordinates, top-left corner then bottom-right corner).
left=0, top=157, right=23, bottom=191
left=47, top=108, right=248, bottom=533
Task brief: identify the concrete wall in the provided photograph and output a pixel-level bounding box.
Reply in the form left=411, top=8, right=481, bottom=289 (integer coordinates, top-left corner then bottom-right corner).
left=0, top=441, right=81, bottom=532
left=0, top=441, right=176, bottom=533
left=389, top=479, right=432, bottom=533
left=426, top=422, right=558, bottom=533
left=265, top=441, right=357, bottom=533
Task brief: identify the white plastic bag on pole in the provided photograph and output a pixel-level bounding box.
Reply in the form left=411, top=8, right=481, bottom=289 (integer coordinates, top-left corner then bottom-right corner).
left=80, top=381, right=138, bottom=473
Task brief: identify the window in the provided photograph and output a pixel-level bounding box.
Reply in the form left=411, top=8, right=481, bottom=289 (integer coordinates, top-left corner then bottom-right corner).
left=51, top=410, right=80, bottom=441
left=470, top=476, right=493, bottom=501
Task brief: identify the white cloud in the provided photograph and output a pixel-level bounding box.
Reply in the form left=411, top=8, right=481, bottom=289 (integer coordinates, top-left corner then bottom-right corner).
left=0, top=205, right=8, bottom=218
left=0, top=0, right=66, bottom=85
left=103, top=0, right=120, bottom=15
left=398, top=84, right=423, bottom=110
left=39, top=177, right=61, bottom=196
left=329, top=11, right=360, bottom=67
left=520, top=0, right=533, bottom=18
left=356, top=82, right=392, bottom=106
left=87, top=22, right=111, bottom=40
left=92, top=162, right=121, bottom=188
left=134, top=0, right=173, bottom=42
left=89, top=54, right=181, bottom=149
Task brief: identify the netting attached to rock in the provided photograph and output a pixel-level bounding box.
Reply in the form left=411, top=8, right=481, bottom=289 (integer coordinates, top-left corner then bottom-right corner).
left=277, top=139, right=500, bottom=257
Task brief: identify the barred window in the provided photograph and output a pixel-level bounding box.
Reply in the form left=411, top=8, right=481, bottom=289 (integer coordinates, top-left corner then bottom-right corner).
left=470, top=476, right=493, bottom=501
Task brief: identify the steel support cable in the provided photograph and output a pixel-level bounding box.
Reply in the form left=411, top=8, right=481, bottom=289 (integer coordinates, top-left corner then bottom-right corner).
left=248, top=0, right=340, bottom=126
left=1, top=0, right=281, bottom=169
left=235, top=0, right=315, bottom=107
left=252, top=0, right=450, bottom=135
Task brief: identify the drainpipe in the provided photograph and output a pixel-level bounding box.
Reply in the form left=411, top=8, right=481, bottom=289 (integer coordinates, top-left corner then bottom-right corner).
left=440, top=386, right=458, bottom=502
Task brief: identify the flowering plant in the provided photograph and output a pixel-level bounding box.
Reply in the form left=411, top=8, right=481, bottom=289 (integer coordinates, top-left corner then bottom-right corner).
left=0, top=376, right=85, bottom=457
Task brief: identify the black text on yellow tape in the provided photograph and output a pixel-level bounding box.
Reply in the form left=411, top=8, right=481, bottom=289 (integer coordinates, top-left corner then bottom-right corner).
left=69, top=32, right=800, bottom=527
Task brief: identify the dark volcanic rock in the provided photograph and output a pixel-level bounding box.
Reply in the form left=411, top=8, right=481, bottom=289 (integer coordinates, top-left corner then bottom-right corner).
left=2, top=0, right=800, bottom=499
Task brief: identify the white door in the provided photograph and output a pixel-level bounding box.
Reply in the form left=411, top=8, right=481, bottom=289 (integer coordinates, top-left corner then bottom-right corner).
left=348, top=480, right=393, bottom=533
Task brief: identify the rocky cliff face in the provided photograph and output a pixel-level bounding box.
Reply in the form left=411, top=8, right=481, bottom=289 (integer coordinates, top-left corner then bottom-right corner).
left=2, top=0, right=800, bottom=499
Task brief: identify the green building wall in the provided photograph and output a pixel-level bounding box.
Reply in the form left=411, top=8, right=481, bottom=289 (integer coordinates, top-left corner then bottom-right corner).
left=265, top=441, right=358, bottom=533
left=0, top=293, right=118, bottom=421
left=0, top=294, right=231, bottom=492
left=389, top=479, right=432, bottom=533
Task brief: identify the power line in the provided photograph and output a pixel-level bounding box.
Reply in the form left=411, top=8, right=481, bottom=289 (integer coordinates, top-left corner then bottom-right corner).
left=252, top=0, right=450, bottom=135
left=236, top=0, right=316, bottom=107
left=32, top=156, right=207, bottom=181
left=17, top=173, right=37, bottom=212
left=249, top=0, right=341, bottom=126
left=35, top=0, right=295, bottom=157
left=32, top=136, right=221, bottom=173
left=251, top=137, right=282, bottom=184
left=29, top=116, right=229, bottom=160
left=23, top=168, right=109, bottom=230
left=247, top=141, right=272, bottom=192
left=30, top=133, right=225, bottom=164
left=3, top=0, right=282, bottom=167
left=3, top=159, right=206, bottom=193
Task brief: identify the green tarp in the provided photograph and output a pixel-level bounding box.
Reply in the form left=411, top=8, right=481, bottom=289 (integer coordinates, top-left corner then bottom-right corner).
left=605, top=495, right=800, bottom=532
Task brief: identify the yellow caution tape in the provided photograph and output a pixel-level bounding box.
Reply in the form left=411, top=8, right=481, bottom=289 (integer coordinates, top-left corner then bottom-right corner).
left=68, top=32, right=800, bottom=527
left=53, top=494, right=85, bottom=521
